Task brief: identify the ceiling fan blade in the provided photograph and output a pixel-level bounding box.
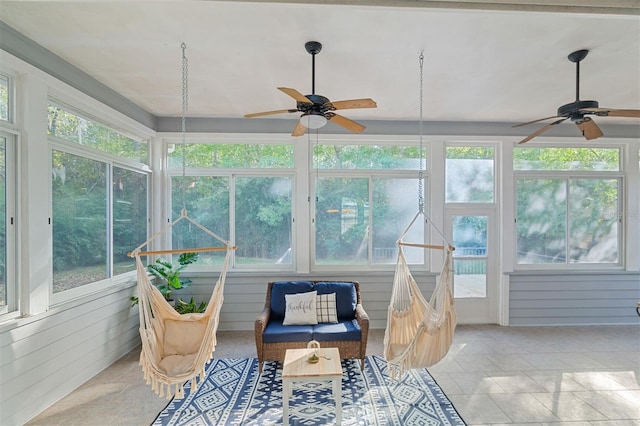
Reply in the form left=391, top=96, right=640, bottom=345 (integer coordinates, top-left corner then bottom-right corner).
left=327, top=113, right=365, bottom=133
left=244, top=109, right=298, bottom=118
left=513, top=115, right=565, bottom=128
left=291, top=121, right=307, bottom=137
left=278, top=87, right=313, bottom=104
left=576, top=117, right=603, bottom=140
left=517, top=118, right=568, bottom=144
left=325, top=98, right=377, bottom=110
left=581, top=107, right=640, bottom=118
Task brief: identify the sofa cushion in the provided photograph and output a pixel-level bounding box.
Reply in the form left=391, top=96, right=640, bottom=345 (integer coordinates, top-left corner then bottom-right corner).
left=270, top=281, right=314, bottom=319
left=312, top=320, right=361, bottom=342
left=263, top=321, right=313, bottom=343
left=314, top=281, right=357, bottom=320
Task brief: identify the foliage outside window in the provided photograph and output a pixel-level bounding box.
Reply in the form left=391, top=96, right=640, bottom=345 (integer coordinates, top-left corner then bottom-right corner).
left=52, top=151, right=108, bottom=291
left=171, top=174, right=293, bottom=266
left=314, top=144, right=427, bottom=266
left=446, top=146, right=494, bottom=203
left=0, top=75, right=9, bottom=122
left=314, top=144, right=425, bottom=169
left=48, top=103, right=148, bottom=163
left=171, top=176, right=230, bottom=265
left=52, top=152, right=148, bottom=293
left=235, top=177, right=292, bottom=265
left=167, top=143, right=293, bottom=168
left=514, top=147, right=621, bottom=266
left=113, top=167, right=148, bottom=274
left=514, top=147, right=619, bottom=171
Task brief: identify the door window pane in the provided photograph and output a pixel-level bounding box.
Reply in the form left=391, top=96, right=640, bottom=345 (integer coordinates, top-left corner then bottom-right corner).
left=235, top=177, right=292, bottom=265
left=113, top=167, right=148, bottom=275
left=446, top=146, right=494, bottom=203
left=316, top=177, right=369, bottom=265
left=452, top=216, right=487, bottom=298
left=52, top=151, right=107, bottom=291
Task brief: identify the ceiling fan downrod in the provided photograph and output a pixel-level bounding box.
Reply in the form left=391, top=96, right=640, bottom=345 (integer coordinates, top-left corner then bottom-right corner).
left=305, top=41, right=322, bottom=95
left=568, top=49, right=588, bottom=102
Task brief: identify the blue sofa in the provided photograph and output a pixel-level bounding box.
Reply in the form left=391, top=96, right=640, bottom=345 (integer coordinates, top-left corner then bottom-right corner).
left=255, top=280, right=369, bottom=372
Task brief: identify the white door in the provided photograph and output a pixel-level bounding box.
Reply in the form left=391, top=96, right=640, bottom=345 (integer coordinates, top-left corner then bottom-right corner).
left=445, top=209, right=497, bottom=324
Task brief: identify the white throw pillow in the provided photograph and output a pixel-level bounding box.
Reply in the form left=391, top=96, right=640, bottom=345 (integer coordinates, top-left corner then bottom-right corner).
left=316, top=293, right=338, bottom=323
left=283, top=291, right=318, bottom=325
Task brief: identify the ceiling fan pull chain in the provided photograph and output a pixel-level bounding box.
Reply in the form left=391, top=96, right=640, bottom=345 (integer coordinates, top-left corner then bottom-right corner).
left=418, top=50, right=425, bottom=213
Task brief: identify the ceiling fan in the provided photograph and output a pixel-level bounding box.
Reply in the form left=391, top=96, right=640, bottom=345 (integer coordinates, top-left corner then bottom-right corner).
left=514, top=49, right=640, bottom=144
left=244, top=41, right=377, bottom=136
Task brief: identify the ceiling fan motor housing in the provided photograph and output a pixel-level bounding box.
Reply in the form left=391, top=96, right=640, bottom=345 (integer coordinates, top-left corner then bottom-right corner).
left=297, top=94, right=330, bottom=114
left=558, top=99, right=599, bottom=122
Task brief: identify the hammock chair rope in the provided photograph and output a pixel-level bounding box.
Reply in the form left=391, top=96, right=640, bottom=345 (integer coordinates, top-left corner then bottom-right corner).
left=383, top=50, right=457, bottom=379
left=130, top=44, right=234, bottom=399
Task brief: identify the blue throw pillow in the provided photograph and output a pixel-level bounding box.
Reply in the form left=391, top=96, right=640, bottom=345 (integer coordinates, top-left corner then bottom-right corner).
left=314, top=282, right=357, bottom=320
left=270, top=281, right=314, bottom=319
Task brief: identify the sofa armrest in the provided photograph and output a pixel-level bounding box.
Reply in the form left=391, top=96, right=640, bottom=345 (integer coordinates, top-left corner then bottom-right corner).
left=355, top=304, right=369, bottom=337
left=255, top=307, right=271, bottom=343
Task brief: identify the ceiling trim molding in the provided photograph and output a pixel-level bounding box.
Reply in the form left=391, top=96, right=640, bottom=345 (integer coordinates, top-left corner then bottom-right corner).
left=156, top=116, right=640, bottom=139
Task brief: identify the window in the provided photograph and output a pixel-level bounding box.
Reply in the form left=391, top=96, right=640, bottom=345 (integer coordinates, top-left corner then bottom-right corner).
left=0, top=74, right=10, bottom=122
left=168, top=143, right=293, bottom=168
left=52, top=151, right=108, bottom=290
left=168, top=141, right=294, bottom=268
left=0, top=133, right=16, bottom=315
left=48, top=103, right=148, bottom=163
left=514, top=147, right=621, bottom=266
left=113, top=167, right=148, bottom=274
left=314, top=143, right=427, bottom=266
left=50, top=104, right=149, bottom=296
left=446, top=146, right=494, bottom=203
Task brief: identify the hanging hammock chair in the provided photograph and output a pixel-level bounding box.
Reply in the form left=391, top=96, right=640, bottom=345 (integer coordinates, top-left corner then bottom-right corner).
left=129, top=209, right=234, bottom=399
left=383, top=209, right=457, bottom=379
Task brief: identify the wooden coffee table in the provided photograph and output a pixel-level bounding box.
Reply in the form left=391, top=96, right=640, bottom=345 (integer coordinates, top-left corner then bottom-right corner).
left=282, top=347, right=342, bottom=425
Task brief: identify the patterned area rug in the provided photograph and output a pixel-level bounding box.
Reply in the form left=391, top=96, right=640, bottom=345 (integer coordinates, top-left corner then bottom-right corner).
left=153, top=355, right=465, bottom=425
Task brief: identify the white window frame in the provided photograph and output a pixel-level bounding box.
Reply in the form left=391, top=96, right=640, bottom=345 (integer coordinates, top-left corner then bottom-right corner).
left=0, top=130, right=17, bottom=319
left=513, top=143, right=624, bottom=270
left=163, top=136, right=297, bottom=272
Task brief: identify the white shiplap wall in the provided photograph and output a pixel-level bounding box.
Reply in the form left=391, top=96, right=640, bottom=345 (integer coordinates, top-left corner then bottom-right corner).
left=509, top=272, right=640, bottom=325
left=0, top=284, right=139, bottom=425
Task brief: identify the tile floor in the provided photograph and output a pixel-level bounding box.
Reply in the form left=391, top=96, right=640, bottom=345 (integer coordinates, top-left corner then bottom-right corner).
left=26, top=325, right=640, bottom=425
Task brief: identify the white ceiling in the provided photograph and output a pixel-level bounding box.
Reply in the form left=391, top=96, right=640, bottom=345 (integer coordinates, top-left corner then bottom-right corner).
left=1, top=1, right=639, bottom=130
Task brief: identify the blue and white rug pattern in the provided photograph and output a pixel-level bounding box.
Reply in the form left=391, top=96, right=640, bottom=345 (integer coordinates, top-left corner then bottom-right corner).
left=153, top=355, right=465, bottom=425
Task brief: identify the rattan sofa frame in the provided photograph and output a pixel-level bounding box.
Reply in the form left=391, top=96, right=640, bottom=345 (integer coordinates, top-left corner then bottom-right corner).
left=255, top=280, right=369, bottom=373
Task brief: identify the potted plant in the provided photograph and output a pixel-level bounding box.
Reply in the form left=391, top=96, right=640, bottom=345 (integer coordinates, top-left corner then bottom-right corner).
left=147, top=252, right=199, bottom=301
left=130, top=252, right=207, bottom=312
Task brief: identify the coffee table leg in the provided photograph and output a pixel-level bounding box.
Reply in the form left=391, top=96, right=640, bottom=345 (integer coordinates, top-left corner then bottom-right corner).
left=283, top=379, right=291, bottom=425
left=332, top=377, right=342, bottom=425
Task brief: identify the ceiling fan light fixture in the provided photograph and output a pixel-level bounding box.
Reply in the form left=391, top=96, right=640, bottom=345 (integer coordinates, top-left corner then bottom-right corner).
left=301, top=113, right=327, bottom=129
